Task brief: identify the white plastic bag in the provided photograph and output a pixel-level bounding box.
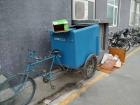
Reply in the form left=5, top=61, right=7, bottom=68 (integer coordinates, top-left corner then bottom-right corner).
left=101, top=53, right=114, bottom=64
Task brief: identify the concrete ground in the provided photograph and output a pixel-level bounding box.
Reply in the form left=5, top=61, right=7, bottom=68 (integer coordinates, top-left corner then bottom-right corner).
left=69, top=48, right=140, bottom=105
left=0, top=69, right=83, bottom=105
left=1, top=47, right=140, bottom=105
left=30, top=72, right=83, bottom=105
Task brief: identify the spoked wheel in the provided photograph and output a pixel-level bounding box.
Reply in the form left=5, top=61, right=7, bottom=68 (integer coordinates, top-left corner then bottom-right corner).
left=42, top=65, right=66, bottom=89
left=132, top=37, right=140, bottom=47
left=118, top=39, right=131, bottom=52
left=83, top=55, right=97, bottom=79
left=42, top=65, right=65, bottom=83
left=122, top=40, right=131, bottom=52
left=0, top=74, right=36, bottom=105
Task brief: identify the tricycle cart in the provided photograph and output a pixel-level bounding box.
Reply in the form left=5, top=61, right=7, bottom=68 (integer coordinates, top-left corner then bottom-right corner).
left=49, top=24, right=100, bottom=78
left=0, top=24, right=99, bottom=105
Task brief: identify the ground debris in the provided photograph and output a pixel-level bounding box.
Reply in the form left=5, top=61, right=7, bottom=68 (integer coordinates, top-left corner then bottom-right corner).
left=36, top=82, right=78, bottom=105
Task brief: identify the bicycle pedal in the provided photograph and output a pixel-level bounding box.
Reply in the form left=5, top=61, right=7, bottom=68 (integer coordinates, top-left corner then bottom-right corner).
left=51, top=85, right=56, bottom=89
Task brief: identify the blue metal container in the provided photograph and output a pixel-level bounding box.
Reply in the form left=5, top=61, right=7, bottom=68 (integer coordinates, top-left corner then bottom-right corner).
left=50, top=24, right=100, bottom=69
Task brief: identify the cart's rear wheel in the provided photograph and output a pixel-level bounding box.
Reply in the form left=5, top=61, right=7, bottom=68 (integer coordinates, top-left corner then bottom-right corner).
left=83, top=55, right=97, bottom=79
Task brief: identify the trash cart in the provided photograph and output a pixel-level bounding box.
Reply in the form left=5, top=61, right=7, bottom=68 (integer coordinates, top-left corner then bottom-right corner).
left=49, top=24, right=100, bottom=78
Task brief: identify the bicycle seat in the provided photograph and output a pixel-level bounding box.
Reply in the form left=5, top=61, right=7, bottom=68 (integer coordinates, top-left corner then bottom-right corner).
left=51, top=49, right=61, bottom=55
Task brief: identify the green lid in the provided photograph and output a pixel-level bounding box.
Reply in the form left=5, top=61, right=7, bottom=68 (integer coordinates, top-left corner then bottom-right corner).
left=53, top=19, right=68, bottom=25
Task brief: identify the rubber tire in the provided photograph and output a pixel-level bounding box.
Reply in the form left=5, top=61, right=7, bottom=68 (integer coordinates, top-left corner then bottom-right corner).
left=122, top=39, right=131, bottom=52
left=117, top=39, right=131, bottom=52
left=0, top=74, right=36, bottom=105
left=83, top=56, right=97, bottom=79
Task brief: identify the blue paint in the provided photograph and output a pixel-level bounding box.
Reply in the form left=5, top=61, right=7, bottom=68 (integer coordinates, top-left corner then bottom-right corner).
left=50, top=24, right=100, bottom=69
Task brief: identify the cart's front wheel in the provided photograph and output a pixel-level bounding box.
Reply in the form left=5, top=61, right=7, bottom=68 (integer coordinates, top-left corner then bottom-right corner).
left=0, top=74, right=36, bottom=105
left=83, top=55, right=97, bottom=79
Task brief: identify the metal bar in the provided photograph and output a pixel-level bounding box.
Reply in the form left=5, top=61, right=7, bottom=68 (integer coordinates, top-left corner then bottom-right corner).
left=25, top=55, right=55, bottom=73
left=30, top=56, right=55, bottom=67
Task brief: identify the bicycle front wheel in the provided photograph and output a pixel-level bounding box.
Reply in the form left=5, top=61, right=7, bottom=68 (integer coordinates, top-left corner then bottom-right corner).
left=0, top=74, right=36, bottom=105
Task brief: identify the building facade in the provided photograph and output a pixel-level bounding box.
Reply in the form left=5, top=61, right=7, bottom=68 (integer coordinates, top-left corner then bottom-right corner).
left=0, top=0, right=139, bottom=75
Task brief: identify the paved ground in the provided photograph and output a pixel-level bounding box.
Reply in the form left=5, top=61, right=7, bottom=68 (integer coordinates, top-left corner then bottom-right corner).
left=30, top=72, right=83, bottom=105
left=69, top=49, right=140, bottom=105
left=0, top=69, right=83, bottom=105
left=1, top=47, right=140, bottom=105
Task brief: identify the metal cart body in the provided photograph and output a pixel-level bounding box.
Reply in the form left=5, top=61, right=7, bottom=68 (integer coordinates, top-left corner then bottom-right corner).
left=50, top=24, right=100, bottom=69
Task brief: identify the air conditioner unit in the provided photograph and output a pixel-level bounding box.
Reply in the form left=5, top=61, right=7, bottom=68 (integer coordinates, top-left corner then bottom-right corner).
left=73, top=0, right=95, bottom=20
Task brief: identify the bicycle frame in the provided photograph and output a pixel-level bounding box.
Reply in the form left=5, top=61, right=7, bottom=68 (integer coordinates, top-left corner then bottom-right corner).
left=0, top=50, right=62, bottom=105
left=25, top=50, right=62, bottom=79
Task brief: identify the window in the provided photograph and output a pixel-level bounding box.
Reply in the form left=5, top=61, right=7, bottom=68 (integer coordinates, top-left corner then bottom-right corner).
left=129, top=0, right=140, bottom=26
left=135, top=3, right=140, bottom=25
left=129, top=0, right=136, bottom=25
left=73, top=0, right=95, bottom=20
left=107, top=0, right=119, bottom=26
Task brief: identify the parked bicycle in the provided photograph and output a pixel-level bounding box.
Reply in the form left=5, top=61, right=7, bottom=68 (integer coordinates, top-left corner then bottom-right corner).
left=108, top=31, right=131, bottom=52
left=0, top=49, right=63, bottom=105
left=108, top=27, right=140, bottom=52
left=122, top=28, right=140, bottom=47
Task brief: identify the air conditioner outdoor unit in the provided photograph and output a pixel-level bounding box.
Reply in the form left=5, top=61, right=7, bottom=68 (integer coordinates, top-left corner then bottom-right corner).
left=73, top=0, right=95, bottom=20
